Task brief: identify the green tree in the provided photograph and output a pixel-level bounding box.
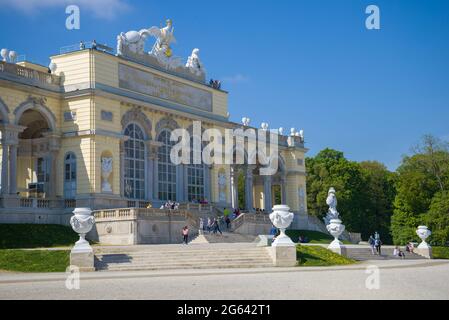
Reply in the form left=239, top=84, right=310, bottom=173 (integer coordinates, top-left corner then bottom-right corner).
left=306, top=149, right=367, bottom=237
left=391, top=135, right=449, bottom=244
left=426, top=191, right=449, bottom=246
left=359, top=161, right=397, bottom=244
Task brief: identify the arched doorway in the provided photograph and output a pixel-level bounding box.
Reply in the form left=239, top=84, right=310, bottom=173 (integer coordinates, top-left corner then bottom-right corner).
left=15, top=106, right=59, bottom=200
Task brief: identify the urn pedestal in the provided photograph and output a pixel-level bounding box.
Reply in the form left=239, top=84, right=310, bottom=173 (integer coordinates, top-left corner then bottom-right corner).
left=267, top=205, right=296, bottom=267
left=415, top=226, right=432, bottom=259
left=327, top=219, right=347, bottom=256
left=70, top=208, right=96, bottom=271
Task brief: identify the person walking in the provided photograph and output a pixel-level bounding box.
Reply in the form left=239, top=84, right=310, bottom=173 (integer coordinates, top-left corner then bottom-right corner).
left=225, top=216, right=231, bottom=230
left=368, top=235, right=376, bottom=255
left=182, top=226, right=189, bottom=245
left=375, top=238, right=382, bottom=255
left=207, top=217, right=212, bottom=234
left=213, top=218, right=223, bottom=235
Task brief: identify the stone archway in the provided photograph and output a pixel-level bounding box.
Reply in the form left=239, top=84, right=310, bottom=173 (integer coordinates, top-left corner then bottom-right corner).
left=121, top=107, right=152, bottom=140
left=14, top=97, right=56, bottom=132
left=12, top=97, right=59, bottom=199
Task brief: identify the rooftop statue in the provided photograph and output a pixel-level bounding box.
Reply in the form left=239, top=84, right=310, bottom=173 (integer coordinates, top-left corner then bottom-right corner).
left=117, top=19, right=183, bottom=70
left=149, top=19, right=176, bottom=58
left=186, top=48, right=205, bottom=76
left=324, top=187, right=339, bottom=225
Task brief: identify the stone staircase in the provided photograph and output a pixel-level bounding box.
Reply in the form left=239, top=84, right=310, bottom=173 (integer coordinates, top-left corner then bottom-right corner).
left=94, top=243, right=273, bottom=271
left=190, top=232, right=257, bottom=244
left=346, top=247, right=426, bottom=261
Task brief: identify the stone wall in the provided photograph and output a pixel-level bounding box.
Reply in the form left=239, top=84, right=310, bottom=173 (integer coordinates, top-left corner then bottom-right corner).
left=90, top=208, right=200, bottom=245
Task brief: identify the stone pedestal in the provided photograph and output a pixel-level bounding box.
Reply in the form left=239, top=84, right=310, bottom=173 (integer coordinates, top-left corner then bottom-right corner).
left=267, top=245, right=297, bottom=267
left=70, top=248, right=95, bottom=272
left=416, top=244, right=433, bottom=259
left=328, top=239, right=347, bottom=256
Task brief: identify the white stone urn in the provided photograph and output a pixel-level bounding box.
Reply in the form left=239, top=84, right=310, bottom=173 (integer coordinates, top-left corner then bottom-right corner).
left=1, top=49, right=8, bottom=62
left=269, top=205, right=294, bottom=247
left=327, top=219, right=345, bottom=249
left=48, top=62, right=57, bottom=74
left=416, top=226, right=432, bottom=249
left=9, top=51, right=17, bottom=63
left=101, top=157, right=113, bottom=193
left=70, top=208, right=95, bottom=252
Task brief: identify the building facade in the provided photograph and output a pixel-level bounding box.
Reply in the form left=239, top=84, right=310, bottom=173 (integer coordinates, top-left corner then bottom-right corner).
left=0, top=21, right=308, bottom=225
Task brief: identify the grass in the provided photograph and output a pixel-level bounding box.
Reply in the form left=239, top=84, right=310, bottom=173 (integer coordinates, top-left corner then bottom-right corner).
left=0, top=249, right=70, bottom=272
left=0, top=224, right=78, bottom=249
left=296, top=245, right=356, bottom=267
left=286, top=229, right=352, bottom=245
left=432, top=247, right=449, bottom=260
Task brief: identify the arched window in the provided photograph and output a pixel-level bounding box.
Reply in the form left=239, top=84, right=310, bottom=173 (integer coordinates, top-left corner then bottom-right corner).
left=124, top=123, right=146, bottom=200
left=187, top=136, right=205, bottom=202
left=158, top=129, right=177, bottom=201
left=64, top=152, right=77, bottom=199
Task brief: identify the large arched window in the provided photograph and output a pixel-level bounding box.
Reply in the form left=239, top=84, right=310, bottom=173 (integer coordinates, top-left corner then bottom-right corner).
left=124, top=123, right=146, bottom=200
left=187, top=136, right=205, bottom=202
left=64, top=152, right=77, bottom=199
left=158, top=129, right=177, bottom=201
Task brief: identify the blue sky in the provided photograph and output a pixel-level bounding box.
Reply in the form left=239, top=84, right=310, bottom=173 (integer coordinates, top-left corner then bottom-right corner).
left=1, top=0, right=448, bottom=170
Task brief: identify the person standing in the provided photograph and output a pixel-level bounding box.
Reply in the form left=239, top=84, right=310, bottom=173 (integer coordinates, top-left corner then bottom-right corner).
left=182, top=226, right=189, bottom=245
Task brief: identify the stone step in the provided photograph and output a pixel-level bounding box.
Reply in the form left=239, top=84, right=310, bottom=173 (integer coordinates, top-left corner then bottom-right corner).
left=346, top=248, right=425, bottom=261
left=97, top=262, right=274, bottom=271
left=96, top=254, right=270, bottom=262
left=94, top=244, right=273, bottom=271
left=96, top=257, right=270, bottom=265
left=96, top=258, right=272, bottom=267
left=94, top=248, right=264, bottom=255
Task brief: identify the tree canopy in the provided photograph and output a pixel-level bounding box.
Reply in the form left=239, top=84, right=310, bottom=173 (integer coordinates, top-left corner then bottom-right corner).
left=306, top=135, right=448, bottom=245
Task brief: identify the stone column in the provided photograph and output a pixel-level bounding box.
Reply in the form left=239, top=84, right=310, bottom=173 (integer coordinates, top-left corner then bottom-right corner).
left=230, top=167, right=239, bottom=209
left=263, top=175, right=273, bottom=213
left=204, top=165, right=212, bottom=203
left=48, top=150, right=58, bottom=198
left=245, top=166, right=254, bottom=212
left=176, top=165, right=185, bottom=202
left=119, top=140, right=125, bottom=198
left=281, top=175, right=287, bottom=205
left=42, top=133, right=61, bottom=199
left=8, top=144, right=18, bottom=195
left=1, top=143, right=9, bottom=195
left=147, top=156, right=154, bottom=201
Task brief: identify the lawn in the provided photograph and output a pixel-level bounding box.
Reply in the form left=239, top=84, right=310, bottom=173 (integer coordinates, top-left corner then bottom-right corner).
left=0, top=224, right=78, bottom=249
left=0, top=224, right=76, bottom=272
left=0, top=249, right=70, bottom=272
left=286, top=229, right=351, bottom=245
left=296, top=245, right=356, bottom=267
left=432, top=247, right=449, bottom=260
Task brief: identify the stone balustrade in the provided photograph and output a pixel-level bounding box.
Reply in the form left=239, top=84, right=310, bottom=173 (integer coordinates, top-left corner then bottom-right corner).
left=0, top=61, right=61, bottom=91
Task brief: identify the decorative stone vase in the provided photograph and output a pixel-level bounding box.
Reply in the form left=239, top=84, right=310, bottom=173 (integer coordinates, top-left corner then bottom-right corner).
left=327, top=219, right=346, bottom=250
left=9, top=51, right=17, bottom=63
left=70, top=208, right=95, bottom=252
left=1, top=48, right=8, bottom=61
left=269, top=205, right=294, bottom=247
left=416, top=226, right=432, bottom=249
left=101, top=158, right=113, bottom=193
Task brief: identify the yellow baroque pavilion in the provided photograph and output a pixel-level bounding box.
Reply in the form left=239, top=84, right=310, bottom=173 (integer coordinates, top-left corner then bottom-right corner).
left=0, top=23, right=308, bottom=226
